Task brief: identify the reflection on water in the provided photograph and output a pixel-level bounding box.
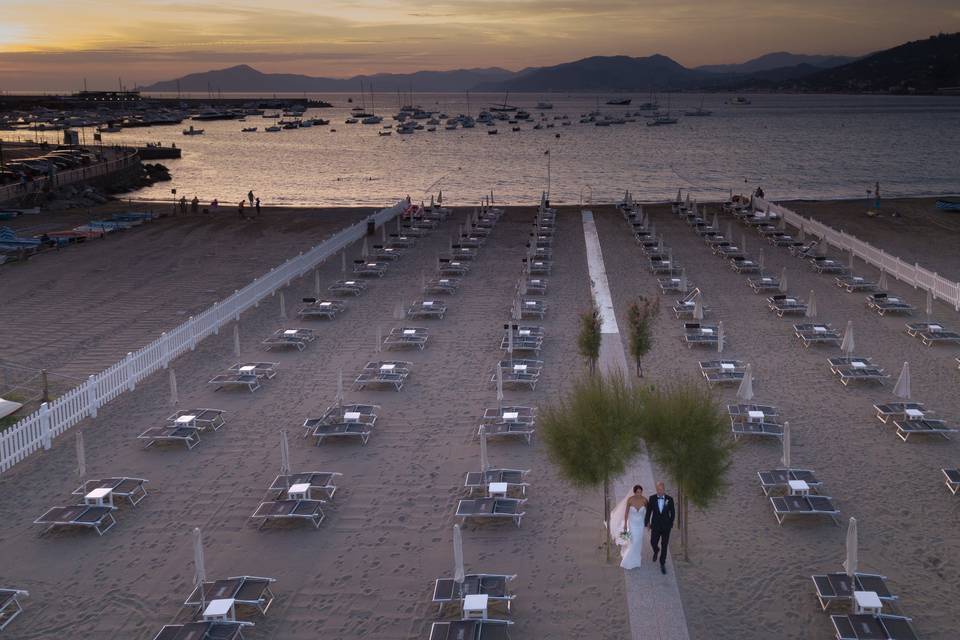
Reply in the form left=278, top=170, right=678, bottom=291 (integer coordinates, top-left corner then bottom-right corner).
left=16, top=93, right=960, bottom=206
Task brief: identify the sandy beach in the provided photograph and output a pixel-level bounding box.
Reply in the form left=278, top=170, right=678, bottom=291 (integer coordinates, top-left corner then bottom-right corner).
left=2, top=196, right=958, bottom=639
left=597, top=201, right=959, bottom=639
left=0, top=204, right=629, bottom=639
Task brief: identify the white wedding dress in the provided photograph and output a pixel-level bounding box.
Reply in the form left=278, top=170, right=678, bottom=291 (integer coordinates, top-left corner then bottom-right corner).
left=619, top=505, right=646, bottom=570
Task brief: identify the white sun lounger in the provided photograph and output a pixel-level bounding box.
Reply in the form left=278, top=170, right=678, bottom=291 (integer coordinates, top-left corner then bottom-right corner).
left=793, top=323, right=841, bottom=347
left=353, top=260, right=388, bottom=277
left=835, top=275, right=877, bottom=292
left=370, top=244, right=403, bottom=260
left=424, top=277, right=460, bottom=295
left=728, top=404, right=781, bottom=422
left=438, top=258, right=470, bottom=276
left=830, top=614, right=917, bottom=640
left=387, top=234, right=416, bottom=248
left=185, top=576, right=277, bottom=617
left=833, top=363, right=889, bottom=386
left=748, top=275, right=781, bottom=293
left=770, top=494, right=840, bottom=525
left=464, top=469, right=530, bottom=496
left=891, top=418, right=957, bottom=442
left=757, top=469, right=821, bottom=496
left=730, top=257, right=761, bottom=274
left=138, top=425, right=201, bottom=449
left=523, top=277, right=547, bottom=294
left=942, top=468, right=960, bottom=495
left=152, top=621, right=249, bottom=640
left=905, top=321, right=960, bottom=346
left=492, top=359, right=542, bottom=390
left=329, top=279, right=367, bottom=296
left=297, top=298, right=346, bottom=319
left=501, top=325, right=545, bottom=353
left=262, top=328, right=317, bottom=351
left=428, top=620, right=513, bottom=640
left=0, top=589, right=28, bottom=632
left=250, top=499, right=325, bottom=530
left=208, top=373, right=260, bottom=392
left=355, top=361, right=411, bottom=391
left=812, top=573, right=896, bottom=611
left=478, top=421, right=536, bottom=444
left=518, top=298, right=547, bottom=318
left=72, top=477, right=149, bottom=506
left=865, top=293, right=915, bottom=316
left=168, top=408, right=226, bottom=431
left=767, top=295, right=807, bottom=317
left=407, top=299, right=447, bottom=319
left=269, top=472, right=342, bottom=499
left=682, top=323, right=719, bottom=348
left=482, top=405, right=537, bottom=425
left=34, top=504, right=117, bottom=536
left=432, top=575, right=516, bottom=615
left=810, top=257, right=849, bottom=274
left=873, top=402, right=928, bottom=424
left=524, top=258, right=552, bottom=275
left=383, top=326, right=429, bottom=350
left=456, top=497, right=527, bottom=527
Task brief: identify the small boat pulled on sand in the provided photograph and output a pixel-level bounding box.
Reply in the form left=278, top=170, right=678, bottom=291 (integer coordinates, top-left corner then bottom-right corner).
left=182, top=125, right=204, bottom=135
left=241, top=127, right=257, bottom=132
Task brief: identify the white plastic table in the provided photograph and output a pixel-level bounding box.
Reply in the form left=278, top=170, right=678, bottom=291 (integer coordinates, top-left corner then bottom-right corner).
left=488, top=482, right=508, bottom=498
left=343, top=411, right=361, bottom=422
left=84, top=487, right=114, bottom=507
left=203, top=598, right=237, bottom=622
left=463, top=594, right=489, bottom=620
left=853, top=590, right=883, bottom=615
left=239, top=365, right=256, bottom=374
left=175, top=414, right=197, bottom=426
left=905, top=408, right=924, bottom=420
left=747, top=411, right=764, bottom=422
left=288, top=483, right=311, bottom=501
left=788, top=480, right=810, bottom=496
left=503, top=412, right=519, bottom=421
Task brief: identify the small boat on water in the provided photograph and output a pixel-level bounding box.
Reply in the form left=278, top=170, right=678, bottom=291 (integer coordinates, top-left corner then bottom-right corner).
left=182, top=125, right=204, bottom=135
left=490, top=92, right=518, bottom=112
left=607, top=98, right=631, bottom=105
left=536, top=101, right=553, bottom=109
left=646, top=114, right=678, bottom=126
left=935, top=199, right=960, bottom=211
left=683, top=107, right=713, bottom=117
left=241, top=127, right=258, bottom=132
left=729, top=96, right=752, bottom=105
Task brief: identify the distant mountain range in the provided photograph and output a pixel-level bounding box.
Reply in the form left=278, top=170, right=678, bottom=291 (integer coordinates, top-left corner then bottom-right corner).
left=141, top=33, right=960, bottom=95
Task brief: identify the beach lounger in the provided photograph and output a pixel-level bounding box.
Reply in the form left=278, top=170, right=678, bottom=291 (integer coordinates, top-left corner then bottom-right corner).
left=833, top=363, right=889, bottom=386
left=727, top=404, right=781, bottom=422
left=185, top=576, right=277, bottom=617
left=138, top=425, right=201, bottom=449
left=730, top=257, right=761, bottom=274
left=479, top=422, right=536, bottom=444
left=658, top=276, right=693, bottom=293
left=682, top=323, right=719, bottom=348
left=732, top=421, right=783, bottom=440
left=790, top=241, right=818, bottom=257
left=352, top=260, right=388, bottom=277
left=73, top=477, right=149, bottom=506
left=328, top=279, right=367, bottom=296
left=447, top=246, right=478, bottom=261
left=649, top=257, right=680, bottom=275
left=770, top=495, right=840, bottom=525
left=432, top=573, right=517, bottom=614
left=768, top=232, right=797, bottom=247
left=428, top=620, right=513, bottom=640
left=482, top=405, right=537, bottom=425
left=400, top=225, right=429, bottom=237
left=227, top=362, right=278, bottom=379
left=383, top=326, right=429, bottom=350
left=355, top=361, right=412, bottom=391
left=716, top=244, right=746, bottom=259
left=168, top=408, right=226, bottom=431
left=830, top=614, right=917, bottom=640
left=424, top=277, right=460, bottom=295
left=699, top=360, right=746, bottom=386
left=302, top=403, right=378, bottom=436
left=757, top=469, right=821, bottom=496
left=942, top=468, right=960, bottom=494
left=407, top=300, right=447, bottom=319
left=387, top=233, right=417, bottom=248
left=866, top=293, right=915, bottom=316
left=269, top=470, right=342, bottom=498
left=456, top=498, right=527, bottom=527
left=492, top=359, right=542, bottom=390
left=501, top=325, right=544, bottom=354
left=311, top=422, right=373, bottom=445
left=873, top=402, right=928, bottom=424
left=371, top=245, right=403, bottom=260
left=892, top=418, right=956, bottom=442
left=905, top=321, right=960, bottom=346
left=794, top=323, right=841, bottom=347
left=464, top=469, right=530, bottom=496
left=810, top=257, right=849, bottom=274
left=748, top=275, right=781, bottom=293
left=835, top=275, right=877, bottom=292
left=262, top=328, right=316, bottom=351
left=0, top=590, right=28, bottom=631
left=767, top=294, right=807, bottom=317
left=525, top=259, right=552, bottom=275
left=812, top=573, right=896, bottom=611
left=518, top=298, right=547, bottom=319
left=34, top=505, right=117, bottom=536
left=523, top=278, right=547, bottom=294
left=250, top=499, right=325, bottom=530
left=828, top=356, right=874, bottom=371
left=208, top=372, right=260, bottom=393
left=153, top=622, right=249, bottom=640
left=438, top=259, right=470, bottom=276
left=297, top=298, right=346, bottom=319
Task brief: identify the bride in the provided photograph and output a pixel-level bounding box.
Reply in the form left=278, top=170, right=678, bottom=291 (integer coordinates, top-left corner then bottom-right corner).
left=610, top=485, right=647, bottom=570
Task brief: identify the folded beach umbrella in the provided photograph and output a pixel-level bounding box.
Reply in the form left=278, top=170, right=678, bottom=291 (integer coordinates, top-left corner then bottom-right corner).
left=676, top=188, right=682, bottom=203
left=799, top=223, right=805, bottom=242
left=480, top=431, right=489, bottom=472
left=490, top=189, right=495, bottom=204
left=336, top=370, right=344, bottom=408
left=741, top=232, right=748, bottom=253
left=438, top=190, right=443, bottom=205
left=496, top=363, right=504, bottom=410
left=717, top=321, right=724, bottom=353
left=169, top=368, right=179, bottom=406
left=758, top=250, right=765, bottom=270
left=842, top=517, right=858, bottom=577
left=76, top=430, right=86, bottom=480
left=726, top=221, right=734, bottom=241
left=666, top=247, right=673, bottom=266
left=848, top=247, right=855, bottom=271
left=893, top=361, right=911, bottom=400
left=841, top=320, right=855, bottom=355
left=361, top=237, right=369, bottom=259
left=879, top=269, right=889, bottom=291
left=453, top=524, right=465, bottom=586
left=280, top=429, right=291, bottom=480
left=381, top=224, right=387, bottom=243
left=680, top=273, right=688, bottom=293
left=375, top=325, right=382, bottom=352
left=233, top=324, right=241, bottom=357
left=685, top=191, right=691, bottom=207
left=778, top=215, right=786, bottom=231
left=728, top=188, right=733, bottom=202
left=805, top=290, right=817, bottom=318
left=736, top=364, right=754, bottom=401
left=506, top=324, right=514, bottom=354
left=711, top=211, right=719, bottom=231
left=926, top=288, right=934, bottom=318
left=781, top=421, right=791, bottom=468
left=341, top=250, right=347, bottom=274
left=779, top=268, right=788, bottom=294
left=193, top=527, right=207, bottom=609
left=693, top=298, right=704, bottom=321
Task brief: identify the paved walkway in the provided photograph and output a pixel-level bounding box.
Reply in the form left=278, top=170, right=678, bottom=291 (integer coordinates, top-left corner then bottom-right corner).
left=582, top=210, right=691, bottom=640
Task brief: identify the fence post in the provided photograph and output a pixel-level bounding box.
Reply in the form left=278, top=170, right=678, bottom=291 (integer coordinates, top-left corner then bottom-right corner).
left=40, top=402, right=52, bottom=450
left=125, top=352, right=136, bottom=391
left=86, top=375, right=98, bottom=418
left=189, top=316, right=198, bottom=350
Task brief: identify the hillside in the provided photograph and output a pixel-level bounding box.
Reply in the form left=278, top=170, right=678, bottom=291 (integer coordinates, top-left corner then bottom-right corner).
left=697, top=52, right=856, bottom=74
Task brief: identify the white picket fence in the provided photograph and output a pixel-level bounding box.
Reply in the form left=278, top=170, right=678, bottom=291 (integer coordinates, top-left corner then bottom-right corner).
left=0, top=200, right=406, bottom=474
left=757, top=197, right=960, bottom=311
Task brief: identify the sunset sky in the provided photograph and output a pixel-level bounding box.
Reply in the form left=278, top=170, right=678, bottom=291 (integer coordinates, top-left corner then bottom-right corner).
left=0, top=0, right=957, bottom=91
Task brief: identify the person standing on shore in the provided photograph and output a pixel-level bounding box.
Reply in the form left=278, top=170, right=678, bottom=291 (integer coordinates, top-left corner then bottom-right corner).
left=238, top=200, right=246, bottom=219
left=248, top=190, right=255, bottom=206
left=644, top=482, right=676, bottom=575
left=191, top=196, right=199, bottom=213
left=255, top=197, right=261, bottom=217
left=211, top=198, right=219, bottom=214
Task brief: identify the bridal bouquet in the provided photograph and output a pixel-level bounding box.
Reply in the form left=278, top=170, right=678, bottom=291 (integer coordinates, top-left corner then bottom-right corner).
left=617, top=530, right=631, bottom=546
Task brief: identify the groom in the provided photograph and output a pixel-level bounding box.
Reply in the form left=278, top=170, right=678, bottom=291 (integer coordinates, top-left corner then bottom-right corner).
left=644, top=481, right=675, bottom=575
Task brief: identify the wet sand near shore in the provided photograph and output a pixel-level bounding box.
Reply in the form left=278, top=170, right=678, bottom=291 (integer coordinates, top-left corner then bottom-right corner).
left=0, top=206, right=630, bottom=639
left=595, top=203, right=959, bottom=639
left=782, top=197, right=960, bottom=282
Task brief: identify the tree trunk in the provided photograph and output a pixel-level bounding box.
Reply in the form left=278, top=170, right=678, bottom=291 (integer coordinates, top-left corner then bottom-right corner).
left=637, top=358, right=643, bottom=378
left=681, top=486, right=689, bottom=561
left=603, top=476, right=611, bottom=562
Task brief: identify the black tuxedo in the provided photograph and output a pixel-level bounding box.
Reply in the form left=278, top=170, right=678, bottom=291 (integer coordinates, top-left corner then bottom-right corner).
left=644, top=493, right=675, bottom=566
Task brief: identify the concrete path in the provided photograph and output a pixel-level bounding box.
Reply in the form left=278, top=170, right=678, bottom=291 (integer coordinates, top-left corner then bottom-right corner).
left=582, top=210, right=691, bottom=640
